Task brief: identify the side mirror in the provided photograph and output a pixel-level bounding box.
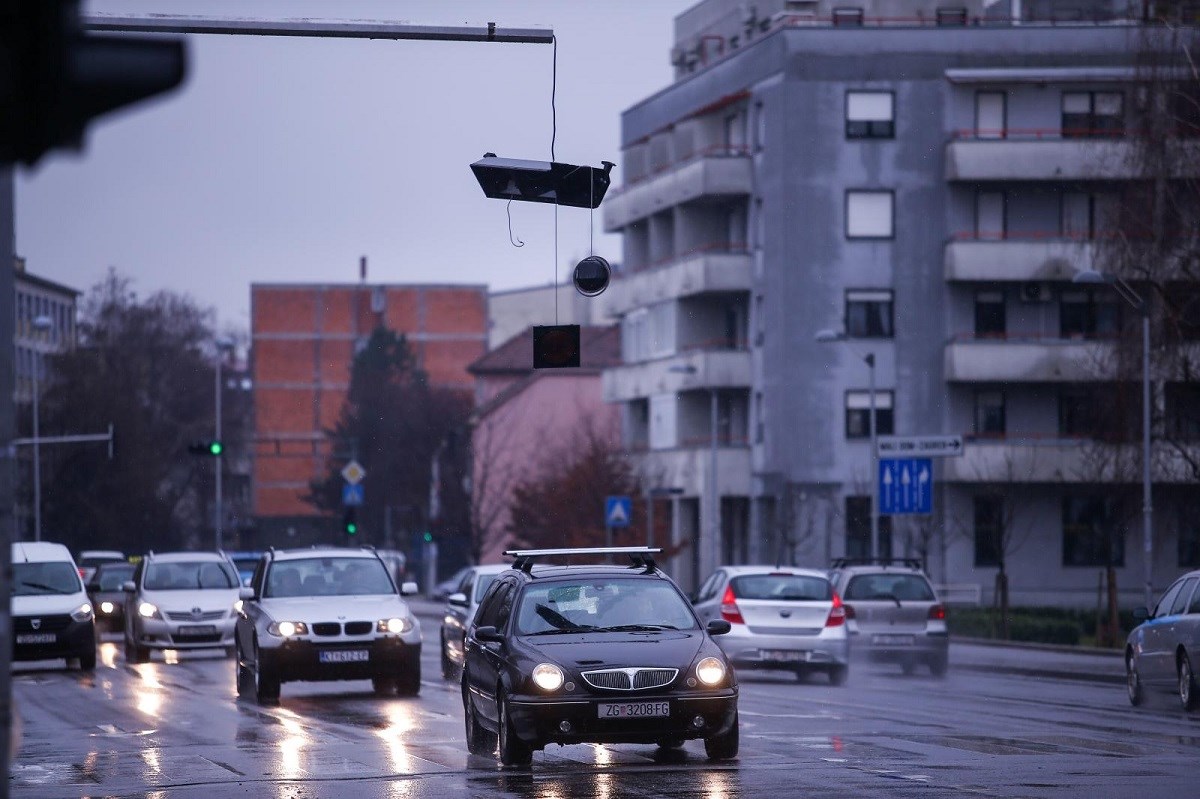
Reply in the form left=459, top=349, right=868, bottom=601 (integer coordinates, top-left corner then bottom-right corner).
left=706, top=619, right=732, bottom=636
left=447, top=592, right=468, bottom=608
left=475, top=625, right=504, bottom=643
left=1133, top=606, right=1149, bottom=621
left=400, top=581, right=419, bottom=596
left=238, top=586, right=255, bottom=601
left=121, top=581, right=136, bottom=593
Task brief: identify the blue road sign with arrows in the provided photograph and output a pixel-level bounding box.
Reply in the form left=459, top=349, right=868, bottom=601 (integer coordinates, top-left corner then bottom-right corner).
left=879, top=458, right=932, bottom=515
left=342, top=483, right=364, bottom=507
left=605, top=495, right=632, bottom=528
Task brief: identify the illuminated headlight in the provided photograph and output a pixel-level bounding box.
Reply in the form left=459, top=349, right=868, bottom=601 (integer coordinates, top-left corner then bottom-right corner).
left=138, top=602, right=160, bottom=619
left=232, top=599, right=244, bottom=615
left=695, top=657, right=726, bottom=686
left=71, top=603, right=94, bottom=622
left=376, top=617, right=413, bottom=634
left=268, top=621, right=309, bottom=637
left=99, top=601, right=116, bottom=615
left=531, top=663, right=565, bottom=692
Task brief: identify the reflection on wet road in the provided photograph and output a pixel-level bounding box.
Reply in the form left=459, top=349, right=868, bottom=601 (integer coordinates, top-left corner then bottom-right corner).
left=11, top=630, right=1200, bottom=799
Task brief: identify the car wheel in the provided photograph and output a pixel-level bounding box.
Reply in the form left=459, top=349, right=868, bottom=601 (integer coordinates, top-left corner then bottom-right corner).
left=1123, top=652, right=1142, bottom=705
left=656, top=737, right=685, bottom=749
left=224, top=645, right=236, bottom=659
left=372, top=676, right=397, bottom=696
left=497, top=691, right=533, bottom=767
left=793, top=666, right=808, bottom=683
left=78, top=648, right=96, bottom=671
left=125, top=638, right=149, bottom=664
left=235, top=641, right=254, bottom=698
left=397, top=649, right=422, bottom=696
left=929, top=654, right=948, bottom=678
left=463, top=682, right=495, bottom=756
left=829, top=664, right=848, bottom=686
left=1179, top=652, right=1198, bottom=712
left=704, top=711, right=739, bottom=760
left=901, top=659, right=916, bottom=676
left=254, top=644, right=280, bottom=705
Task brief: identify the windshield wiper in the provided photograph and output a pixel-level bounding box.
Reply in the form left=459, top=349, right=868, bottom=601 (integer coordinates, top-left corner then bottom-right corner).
left=525, top=625, right=599, bottom=636
left=19, top=581, right=65, bottom=593
left=597, top=623, right=678, bottom=632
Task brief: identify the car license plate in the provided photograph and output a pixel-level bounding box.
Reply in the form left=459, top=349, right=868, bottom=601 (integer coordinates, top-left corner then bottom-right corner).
left=16, top=633, right=55, bottom=644
left=175, top=625, right=216, bottom=636
left=762, top=649, right=805, bottom=662
left=872, top=634, right=914, bottom=646
left=598, top=702, right=670, bottom=719
left=319, top=650, right=369, bottom=664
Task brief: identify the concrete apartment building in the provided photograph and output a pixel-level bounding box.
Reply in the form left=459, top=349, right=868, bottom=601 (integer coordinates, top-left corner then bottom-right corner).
left=599, top=0, right=1199, bottom=603
left=251, top=283, right=488, bottom=543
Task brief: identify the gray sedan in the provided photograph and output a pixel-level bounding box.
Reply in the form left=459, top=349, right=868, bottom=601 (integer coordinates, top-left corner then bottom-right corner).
left=1126, top=569, right=1200, bottom=711
left=438, top=564, right=510, bottom=679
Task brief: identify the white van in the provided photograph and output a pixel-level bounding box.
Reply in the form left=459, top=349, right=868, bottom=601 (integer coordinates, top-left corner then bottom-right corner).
left=12, top=542, right=97, bottom=670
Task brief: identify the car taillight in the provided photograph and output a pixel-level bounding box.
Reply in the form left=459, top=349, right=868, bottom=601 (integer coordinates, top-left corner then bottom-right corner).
left=843, top=603, right=856, bottom=620
left=928, top=604, right=946, bottom=621
left=825, top=592, right=846, bottom=628
left=720, top=585, right=744, bottom=625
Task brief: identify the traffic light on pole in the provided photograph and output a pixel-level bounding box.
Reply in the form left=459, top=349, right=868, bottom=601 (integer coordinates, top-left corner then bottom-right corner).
left=187, top=440, right=223, bottom=456
left=342, top=508, right=358, bottom=537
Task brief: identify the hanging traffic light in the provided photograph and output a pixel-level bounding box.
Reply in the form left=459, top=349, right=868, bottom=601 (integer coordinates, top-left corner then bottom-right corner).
left=342, top=508, right=359, bottom=536
left=187, top=440, right=223, bottom=456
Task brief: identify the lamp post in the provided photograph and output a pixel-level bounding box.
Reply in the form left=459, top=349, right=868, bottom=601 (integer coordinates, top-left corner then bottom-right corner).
left=1073, top=269, right=1153, bottom=610
left=31, top=314, right=53, bottom=542
left=214, top=337, right=235, bottom=551
left=668, top=364, right=719, bottom=579
left=816, top=329, right=879, bottom=561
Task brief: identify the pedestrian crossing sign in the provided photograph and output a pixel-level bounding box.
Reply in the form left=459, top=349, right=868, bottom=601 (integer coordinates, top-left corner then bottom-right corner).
left=605, top=496, right=632, bottom=528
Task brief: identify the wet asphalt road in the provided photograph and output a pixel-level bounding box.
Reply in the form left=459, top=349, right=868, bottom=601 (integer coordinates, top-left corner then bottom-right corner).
left=10, top=614, right=1200, bottom=799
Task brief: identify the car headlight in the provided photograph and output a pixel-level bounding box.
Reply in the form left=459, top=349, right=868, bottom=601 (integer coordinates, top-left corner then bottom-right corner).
left=267, top=621, right=309, bottom=637
left=138, top=601, right=160, bottom=619
left=531, top=663, right=565, bottom=692
left=232, top=599, right=244, bottom=615
left=99, top=601, right=116, bottom=615
left=376, top=617, right=413, bottom=634
left=71, top=602, right=94, bottom=622
left=695, top=656, right=726, bottom=686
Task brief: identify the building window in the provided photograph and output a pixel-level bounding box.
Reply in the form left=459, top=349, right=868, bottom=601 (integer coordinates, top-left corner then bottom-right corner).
left=1060, top=290, right=1119, bottom=339
left=845, top=290, right=894, bottom=338
left=974, top=390, right=1006, bottom=437
left=1166, top=383, right=1200, bottom=441
left=1059, top=388, right=1098, bottom=437
left=974, top=91, right=1006, bottom=139
left=833, top=7, right=865, bottom=26
left=846, top=190, right=894, bottom=239
left=973, top=495, right=1003, bottom=567
left=1062, top=91, right=1123, bottom=138
left=974, top=290, right=1006, bottom=338
left=845, top=495, right=892, bottom=560
left=845, top=390, right=894, bottom=438
left=1063, top=496, right=1124, bottom=567
left=1180, top=504, right=1200, bottom=568
left=649, top=394, right=677, bottom=450
left=975, top=191, right=1006, bottom=240
left=846, top=91, right=894, bottom=139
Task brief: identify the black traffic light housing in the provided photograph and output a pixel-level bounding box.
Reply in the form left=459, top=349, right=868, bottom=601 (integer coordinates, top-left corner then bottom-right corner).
left=532, top=324, right=580, bottom=369
left=0, top=0, right=187, bottom=165
left=470, top=154, right=613, bottom=209
left=187, top=440, right=223, bottom=456
left=342, top=508, right=359, bottom=536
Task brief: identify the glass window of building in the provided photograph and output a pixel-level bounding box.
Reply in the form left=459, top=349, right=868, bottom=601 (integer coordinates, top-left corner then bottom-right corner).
left=845, top=290, right=894, bottom=338
left=1060, top=290, right=1120, bottom=339
left=1062, top=496, right=1124, bottom=567
left=975, top=192, right=1006, bottom=240
left=974, top=290, right=1006, bottom=338
left=1059, top=388, right=1098, bottom=437
left=974, top=91, right=1006, bottom=139
left=845, top=495, right=892, bottom=560
left=846, top=91, right=894, bottom=139
left=1062, top=91, right=1123, bottom=138
left=845, top=390, right=894, bottom=438
left=973, top=495, right=1003, bottom=567
left=846, top=190, right=894, bottom=239
left=974, top=390, right=1006, bottom=436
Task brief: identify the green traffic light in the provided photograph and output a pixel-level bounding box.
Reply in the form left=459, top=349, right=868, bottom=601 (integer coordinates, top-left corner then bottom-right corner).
left=209, top=441, right=223, bottom=456
left=422, top=532, right=433, bottom=543
left=347, top=523, right=358, bottom=535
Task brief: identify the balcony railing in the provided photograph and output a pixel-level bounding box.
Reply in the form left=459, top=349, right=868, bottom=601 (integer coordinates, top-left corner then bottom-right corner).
left=615, top=145, right=752, bottom=196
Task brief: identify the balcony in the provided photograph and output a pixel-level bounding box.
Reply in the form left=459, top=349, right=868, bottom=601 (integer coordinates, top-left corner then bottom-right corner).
left=944, top=237, right=1098, bottom=282
left=598, top=246, right=752, bottom=318
left=944, top=133, right=1200, bottom=182
left=627, top=446, right=752, bottom=498
left=944, top=337, right=1112, bottom=382
left=603, top=147, right=753, bottom=231
left=603, top=348, right=752, bottom=403
left=944, top=438, right=1198, bottom=484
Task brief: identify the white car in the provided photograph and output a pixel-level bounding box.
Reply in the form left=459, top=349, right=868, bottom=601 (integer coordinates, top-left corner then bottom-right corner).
left=233, top=546, right=422, bottom=704
left=122, top=550, right=242, bottom=663
left=12, top=542, right=96, bottom=670
left=439, top=563, right=512, bottom=679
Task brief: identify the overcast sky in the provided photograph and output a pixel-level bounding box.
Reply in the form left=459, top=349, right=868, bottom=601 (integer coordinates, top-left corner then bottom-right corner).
left=16, top=0, right=693, bottom=332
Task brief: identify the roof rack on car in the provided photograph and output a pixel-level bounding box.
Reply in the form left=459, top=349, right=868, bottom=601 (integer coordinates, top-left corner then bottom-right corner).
left=503, top=547, right=663, bottom=574
left=830, top=557, right=924, bottom=570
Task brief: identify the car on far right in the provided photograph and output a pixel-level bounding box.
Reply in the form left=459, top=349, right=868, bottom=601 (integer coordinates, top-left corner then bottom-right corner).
left=1125, top=569, right=1200, bottom=711
left=827, top=559, right=948, bottom=677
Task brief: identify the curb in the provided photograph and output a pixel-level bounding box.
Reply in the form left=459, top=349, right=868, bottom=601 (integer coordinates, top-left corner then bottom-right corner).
left=953, top=636, right=1125, bottom=657
left=952, top=661, right=1126, bottom=685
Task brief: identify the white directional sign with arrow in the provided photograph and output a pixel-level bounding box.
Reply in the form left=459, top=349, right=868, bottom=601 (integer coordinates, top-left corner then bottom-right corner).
left=877, top=435, right=964, bottom=458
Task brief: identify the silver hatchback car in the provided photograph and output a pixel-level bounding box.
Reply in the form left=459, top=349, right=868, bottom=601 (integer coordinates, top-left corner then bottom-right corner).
left=692, top=566, right=849, bottom=684
left=1125, top=569, right=1200, bottom=711
left=439, top=563, right=510, bottom=679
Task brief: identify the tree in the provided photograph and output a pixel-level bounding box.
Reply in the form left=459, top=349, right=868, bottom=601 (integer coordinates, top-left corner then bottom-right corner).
left=38, top=270, right=223, bottom=554
left=307, top=327, right=471, bottom=554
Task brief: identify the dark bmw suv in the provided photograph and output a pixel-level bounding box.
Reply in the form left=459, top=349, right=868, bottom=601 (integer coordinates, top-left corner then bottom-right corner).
left=461, top=547, right=738, bottom=767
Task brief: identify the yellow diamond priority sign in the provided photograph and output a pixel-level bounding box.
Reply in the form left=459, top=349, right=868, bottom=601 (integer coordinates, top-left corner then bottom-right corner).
left=341, top=460, right=366, bottom=486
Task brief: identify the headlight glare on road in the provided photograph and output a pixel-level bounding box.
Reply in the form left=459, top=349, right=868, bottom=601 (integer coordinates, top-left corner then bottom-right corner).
left=377, top=617, right=412, bottom=634
left=696, top=657, right=726, bottom=686
left=71, top=602, right=94, bottom=622
left=138, top=601, right=160, bottom=619
left=268, top=621, right=308, bottom=637
left=532, top=663, right=565, bottom=692
left=99, top=601, right=115, bottom=615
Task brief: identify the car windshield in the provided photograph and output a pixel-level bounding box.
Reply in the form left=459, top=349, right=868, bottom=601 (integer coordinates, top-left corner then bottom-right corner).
left=731, top=574, right=832, bottom=601
left=265, top=557, right=395, bottom=597
left=144, top=561, right=239, bottom=591
left=95, top=564, right=135, bottom=591
left=515, top=578, right=697, bottom=634
left=844, top=573, right=935, bottom=602
left=79, top=555, right=123, bottom=567
left=13, top=562, right=82, bottom=596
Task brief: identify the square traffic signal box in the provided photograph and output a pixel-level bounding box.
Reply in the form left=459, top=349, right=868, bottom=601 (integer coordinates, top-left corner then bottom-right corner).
left=532, top=325, right=580, bottom=369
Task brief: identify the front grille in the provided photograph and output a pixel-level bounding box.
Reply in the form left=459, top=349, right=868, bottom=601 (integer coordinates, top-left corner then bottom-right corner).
left=312, top=622, right=341, bottom=637
left=164, top=610, right=226, bottom=622
left=344, top=621, right=373, bottom=636
left=14, top=614, right=71, bottom=633
left=581, top=667, right=678, bottom=691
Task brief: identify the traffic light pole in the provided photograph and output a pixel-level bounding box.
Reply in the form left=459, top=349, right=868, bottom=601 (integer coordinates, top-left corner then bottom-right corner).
left=215, top=352, right=223, bottom=551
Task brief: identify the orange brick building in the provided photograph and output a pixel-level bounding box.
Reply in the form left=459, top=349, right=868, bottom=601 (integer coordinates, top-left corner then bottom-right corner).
left=251, top=283, right=488, bottom=541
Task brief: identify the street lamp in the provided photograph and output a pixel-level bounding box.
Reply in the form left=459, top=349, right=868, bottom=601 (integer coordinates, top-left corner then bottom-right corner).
left=816, top=329, right=879, bottom=561
left=668, top=363, right=719, bottom=579
left=1073, top=269, right=1153, bottom=610
left=214, top=336, right=235, bottom=551
left=31, top=314, right=53, bottom=542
